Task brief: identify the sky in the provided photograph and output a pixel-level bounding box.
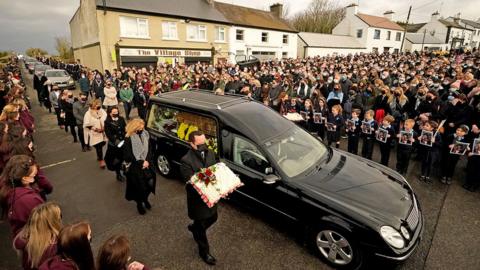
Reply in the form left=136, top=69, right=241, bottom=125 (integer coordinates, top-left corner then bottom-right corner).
left=0, top=0, right=478, bottom=54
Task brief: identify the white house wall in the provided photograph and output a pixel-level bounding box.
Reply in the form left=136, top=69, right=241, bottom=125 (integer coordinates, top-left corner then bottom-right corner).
left=404, top=41, right=446, bottom=52
left=227, top=26, right=297, bottom=63
left=333, top=14, right=369, bottom=47
left=305, top=47, right=368, bottom=57
left=365, top=28, right=403, bottom=52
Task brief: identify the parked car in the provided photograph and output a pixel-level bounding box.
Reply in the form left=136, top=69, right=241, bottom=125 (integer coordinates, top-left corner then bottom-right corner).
left=33, top=64, right=51, bottom=78
left=145, top=90, right=423, bottom=269
left=44, top=69, right=75, bottom=90
left=26, top=61, right=41, bottom=74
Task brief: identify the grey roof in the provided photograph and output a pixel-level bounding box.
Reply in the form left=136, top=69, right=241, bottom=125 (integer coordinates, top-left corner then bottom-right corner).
left=96, top=0, right=230, bottom=24
left=461, top=19, right=480, bottom=29
left=299, top=32, right=366, bottom=49
left=405, top=33, right=444, bottom=44
left=438, top=19, right=470, bottom=30
left=399, top=23, right=426, bottom=33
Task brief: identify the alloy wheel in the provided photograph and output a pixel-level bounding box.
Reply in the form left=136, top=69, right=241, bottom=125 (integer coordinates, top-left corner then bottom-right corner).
left=156, top=155, right=170, bottom=176
left=316, top=230, right=353, bottom=265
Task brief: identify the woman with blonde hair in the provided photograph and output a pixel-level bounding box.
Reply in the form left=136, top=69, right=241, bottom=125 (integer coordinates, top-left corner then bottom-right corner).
left=83, top=99, right=107, bottom=169
left=0, top=104, right=20, bottom=123
left=123, top=118, right=154, bottom=215
left=14, top=202, right=62, bottom=270
left=12, top=98, right=35, bottom=136
left=97, top=235, right=150, bottom=270
left=39, top=221, right=94, bottom=270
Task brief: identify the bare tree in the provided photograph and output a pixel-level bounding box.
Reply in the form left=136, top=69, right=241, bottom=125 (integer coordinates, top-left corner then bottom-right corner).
left=289, top=0, right=345, bottom=33
left=55, top=37, right=74, bottom=61
left=25, top=48, right=48, bottom=57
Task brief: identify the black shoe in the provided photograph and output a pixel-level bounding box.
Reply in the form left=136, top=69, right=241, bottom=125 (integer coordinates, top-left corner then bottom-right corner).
left=86, top=146, right=92, bottom=151
left=200, top=253, right=216, bottom=265
left=81, top=146, right=87, bottom=152
left=144, top=201, right=152, bottom=210
left=446, top=178, right=452, bottom=185
left=116, top=174, right=125, bottom=182
left=73, top=138, right=78, bottom=143
left=440, top=177, right=447, bottom=184
left=137, top=204, right=146, bottom=215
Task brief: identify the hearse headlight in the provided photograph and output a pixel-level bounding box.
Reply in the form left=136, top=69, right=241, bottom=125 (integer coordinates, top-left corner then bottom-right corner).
left=400, top=226, right=410, bottom=240
left=69, top=78, right=74, bottom=84
left=380, top=226, right=405, bottom=249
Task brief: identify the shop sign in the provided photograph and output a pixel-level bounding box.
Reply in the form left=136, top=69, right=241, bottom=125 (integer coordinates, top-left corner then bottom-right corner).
left=120, top=48, right=212, bottom=57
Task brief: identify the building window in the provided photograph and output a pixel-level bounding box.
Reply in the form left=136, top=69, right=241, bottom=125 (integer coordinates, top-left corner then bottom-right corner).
left=282, top=34, right=288, bottom=44
left=236, top=29, right=244, bottom=41
left=387, top=31, right=391, bottom=40
left=357, top=29, right=363, bottom=38
left=215, top=26, right=226, bottom=42
left=161, top=21, right=178, bottom=40
left=236, top=50, right=245, bottom=56
left=282, top=52, right=288, bottom=58
left=261, top=32, right=269, bottom=42
left=396, top=32, right=401, bottom=41
left=187, top=24, right=207, bottom=41
left=120, top=16, right=149, bottom=38
left=394, top=48, right=399, bottom=54
left=374, top=29, right=381, bottom=39
left=372, top=47, right=378, bottom=53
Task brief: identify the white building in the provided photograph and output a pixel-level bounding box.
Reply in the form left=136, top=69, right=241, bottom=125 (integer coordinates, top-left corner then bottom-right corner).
left=404, top=33, right=445, bottom=52
left=298, top=32, right=367, bottom=57
left=214, top=2, right=297, bottom=63
left=417, top=12, right=475, bottom=50
left=332, top=4, right=404, bottom=53
left=445, top=16, right=480, bottom=50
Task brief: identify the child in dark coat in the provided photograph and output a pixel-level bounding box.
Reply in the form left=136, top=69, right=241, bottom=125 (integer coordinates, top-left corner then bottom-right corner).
left=441, top=125, right=469, bottom=185
left=346, top=109, right=362, bottom=154
left=361, top=110, right=377, bottom=160
left=377, top=115, right=396, bottom=167
left=396, top=119, right=417, bottom=175
left=419, top=121, right=442, bottom=183
left=327, top=105, right=344, bottom=148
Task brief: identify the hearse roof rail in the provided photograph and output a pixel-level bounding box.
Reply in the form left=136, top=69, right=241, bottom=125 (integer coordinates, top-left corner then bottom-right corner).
left=157, top=89, right=252, bottom=110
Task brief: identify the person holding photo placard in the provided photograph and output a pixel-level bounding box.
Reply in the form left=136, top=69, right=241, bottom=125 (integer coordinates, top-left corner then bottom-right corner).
left=326, top=105, right=344, bottom=148
left=441, top=125, right=469, bottom=185
left=377, top=115, right=395, bottom=166
left=419, top=121, right=442, bottom=183
left=463, top=138, right=480, bottom=192
left=396, top=119, right=417, bottom=175
left=346, top=109, right=362, bottom=155
left=361, top=110, right=377, bottom=160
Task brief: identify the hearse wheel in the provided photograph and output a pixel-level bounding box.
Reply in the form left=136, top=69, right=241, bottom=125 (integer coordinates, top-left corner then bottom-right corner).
left=156, top=154, right=172, bottom=177
left=311, top=224, right=364, bottom=270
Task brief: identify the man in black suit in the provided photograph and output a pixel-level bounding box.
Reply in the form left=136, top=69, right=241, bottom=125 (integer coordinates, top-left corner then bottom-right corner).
left=180, top=131, right=218, bottom=265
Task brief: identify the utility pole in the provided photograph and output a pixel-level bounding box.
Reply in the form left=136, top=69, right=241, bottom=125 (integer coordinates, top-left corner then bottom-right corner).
left=400, top=6, right=412, bottom=53
left=421, top=28, right=427, bottom=51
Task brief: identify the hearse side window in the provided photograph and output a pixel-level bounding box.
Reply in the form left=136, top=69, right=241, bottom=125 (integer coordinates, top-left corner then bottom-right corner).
left=147, top=104, right=218, bottom=154
left=232, top=136, right=270, bottom=175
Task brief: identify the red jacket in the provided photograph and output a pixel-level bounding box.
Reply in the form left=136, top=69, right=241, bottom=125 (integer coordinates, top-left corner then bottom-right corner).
left=7, top=187, right=45, bottom=236
left=19, top=109, right=35, bottom=135
left=14, top=235, right=57, bottom=270
left=38, top=256, right=77, bottom=270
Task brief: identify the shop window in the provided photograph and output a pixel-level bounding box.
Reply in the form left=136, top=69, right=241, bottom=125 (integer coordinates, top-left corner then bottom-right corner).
left=119, top=16, right=149, bottom=39
left=215, top=26, right=226, bottom=42
left=187, top=25, right=207, bottom=41
left=147, top=104, right=218, bottom=154
left=162, top=21, right=178, bottom=40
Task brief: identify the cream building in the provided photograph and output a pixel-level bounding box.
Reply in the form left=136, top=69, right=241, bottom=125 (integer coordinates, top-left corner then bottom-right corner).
left=70, top=0, right=231, bottom=71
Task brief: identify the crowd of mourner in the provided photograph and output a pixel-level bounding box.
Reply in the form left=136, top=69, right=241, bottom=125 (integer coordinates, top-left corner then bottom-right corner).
left=0, top=47, right=480, bottom=269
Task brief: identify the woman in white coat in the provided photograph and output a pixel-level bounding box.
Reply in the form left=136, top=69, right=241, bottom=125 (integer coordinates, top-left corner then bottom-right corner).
left=83, top=99, right=108, bottom=168
left=103, top=80, right=118, bottom=108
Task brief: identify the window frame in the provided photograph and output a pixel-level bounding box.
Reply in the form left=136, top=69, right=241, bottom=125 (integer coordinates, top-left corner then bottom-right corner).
left=356, top=29, right=363, bottom=38
left=373, top=29, right=381, bottom=40
left=215, top=26, right=226, bottom=42
left=119, top=16, right=150, bottom=39
left=282, top=34, right=289, bottom=44
left=161, top=21, right=178, bottom=40
left=386, top=31, right=391, bottom=40
left=186, top=24, right=208, bottom=42
left=231, top=134, right=271, bottom=176
left=261, top=32, right=269, bottom=43
left=236, top=29, right=244, bottom=41
left=395, top=32, right=402, bottom=41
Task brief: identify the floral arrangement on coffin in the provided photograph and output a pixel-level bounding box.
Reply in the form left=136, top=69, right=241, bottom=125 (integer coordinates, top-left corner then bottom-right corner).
left=284, top=112, right=304, bottom=122
left=190, top=162, right=244, bottom=208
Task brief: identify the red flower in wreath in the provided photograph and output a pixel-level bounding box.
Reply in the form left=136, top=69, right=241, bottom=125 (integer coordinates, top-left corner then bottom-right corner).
left=198, top=173, right=206, bottom=181
left=205, top=169, right=213, bottom=177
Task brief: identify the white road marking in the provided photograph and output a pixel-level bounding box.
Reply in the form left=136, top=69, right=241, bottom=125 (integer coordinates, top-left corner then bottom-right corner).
left=40, top=158, right=76, bottom=169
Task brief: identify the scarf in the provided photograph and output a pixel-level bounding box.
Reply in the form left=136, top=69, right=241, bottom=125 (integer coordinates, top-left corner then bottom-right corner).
left=131, top=131, right=149, bottom=161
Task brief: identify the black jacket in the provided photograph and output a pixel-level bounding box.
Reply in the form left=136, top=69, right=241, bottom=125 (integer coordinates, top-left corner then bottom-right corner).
left=59, top=99, right=76, bottom=126
left=104, top=117, right=127, bottom=171
left=123, top=136, right=155, bottom=201
left=180, top=148, right=217, bottom=220
left=92, top=80, right=105, bottom=98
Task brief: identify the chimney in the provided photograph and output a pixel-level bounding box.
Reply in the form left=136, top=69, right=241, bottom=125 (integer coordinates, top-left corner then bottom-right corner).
left=346, top=3, right=358, bottom=17
left=383, top=10, right=394, bottom=21
left=431, top=11, right=439, bottom=21
left=270, top=3, right=283, bottom=19
left=205, top=0, right=214, bottom=7
left=453, top=12, right=461, bottom=24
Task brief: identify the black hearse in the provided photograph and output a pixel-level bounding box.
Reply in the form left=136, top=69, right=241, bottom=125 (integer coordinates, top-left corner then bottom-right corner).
left=146, top=90, right=423, bottom=269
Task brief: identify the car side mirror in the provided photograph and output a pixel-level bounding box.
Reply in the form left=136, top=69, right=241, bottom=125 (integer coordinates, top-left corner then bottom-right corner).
left=265, top=167, right=273, bottom=175
left=263, top=174, right=280, bottom=185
